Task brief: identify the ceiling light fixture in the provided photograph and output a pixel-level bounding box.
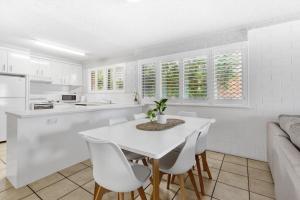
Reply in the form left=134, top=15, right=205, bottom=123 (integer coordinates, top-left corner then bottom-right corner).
left=35, top=40, right=85, bottom=56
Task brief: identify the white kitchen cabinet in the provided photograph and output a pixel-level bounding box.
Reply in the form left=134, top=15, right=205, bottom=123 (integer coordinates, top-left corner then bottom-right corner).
left=30, top=58, right=51, bottom=81
left=50, top=61, right=82, bottom=86
left=0, top=50, right=7, bottom=73
left=68, top=64, right=82, bottom=86
left=7, top=51, right=31, bottom=74
left=50, top=61, right=64, bottom=85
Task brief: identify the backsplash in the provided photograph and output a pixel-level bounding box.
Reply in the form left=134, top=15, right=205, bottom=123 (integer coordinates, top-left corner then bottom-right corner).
left=85, top=92, right=137, bottom=104
left=30, top=82, right=83, bottom=102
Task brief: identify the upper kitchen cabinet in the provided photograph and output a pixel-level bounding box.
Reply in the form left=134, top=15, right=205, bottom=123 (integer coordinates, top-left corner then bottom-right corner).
left=7, top=51, right=31, bottom=75
left=0, top=49, right=7, bottom=73
left=68, top=64, right=82, bottom=86
left=50, top=60, right=82, bottom=86
left=29, top=58, right=51, bottom=82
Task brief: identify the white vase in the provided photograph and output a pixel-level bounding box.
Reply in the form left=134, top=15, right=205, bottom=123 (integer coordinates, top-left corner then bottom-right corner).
left=157, top=114, right=167, bottom=124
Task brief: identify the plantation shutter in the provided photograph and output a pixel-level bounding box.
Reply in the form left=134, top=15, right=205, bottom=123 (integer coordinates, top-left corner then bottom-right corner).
left=183, top=57, right=208, bottom=99
left=107, top=68, right=114, bottom=90
left=214, top=49, right=243, bottom=100
left=141, top=63, right=156, bottom=98
left=161, top=61, right=180, bottom=98
left=90, top=70, right=96, bottom=91
left=97, top=69, right=104, bottom=91
left=115, top=66, right=125, bottom=90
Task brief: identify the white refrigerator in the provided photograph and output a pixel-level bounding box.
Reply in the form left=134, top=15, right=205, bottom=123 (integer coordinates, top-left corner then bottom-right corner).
left=0, top=75, right=26, bottom=142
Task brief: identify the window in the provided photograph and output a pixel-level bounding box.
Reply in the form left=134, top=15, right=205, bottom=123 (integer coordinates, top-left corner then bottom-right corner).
left=141, top=63, right=156, bottom=98
left=183, top=57, right=208, bottom=99
left=161, top=61, right=180, bottom=98
left=139, top=42, right=248, bottom=106
left=88, top=65, right=125, bottom=92
left=213, top=50, right=243, bottom=100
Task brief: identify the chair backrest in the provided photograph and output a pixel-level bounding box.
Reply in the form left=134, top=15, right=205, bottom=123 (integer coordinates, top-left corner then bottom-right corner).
left=196, top=123, right=211, bottom=154
left=84, top=136, right=141, bottom=192
left=133, top=113, right=147, bottom=120
left=109, top=117, right=128, bottom=126
left=168, top=130, right=200, bottom=174
left=177, top=111, right=197, bottom=117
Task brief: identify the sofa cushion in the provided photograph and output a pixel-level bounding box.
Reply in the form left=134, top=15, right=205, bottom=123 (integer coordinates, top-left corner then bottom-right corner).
left=279, top=115, right=300, bottom=149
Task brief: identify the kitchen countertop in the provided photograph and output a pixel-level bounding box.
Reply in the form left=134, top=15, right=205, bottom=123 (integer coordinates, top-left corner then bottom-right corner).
left=6, top=104, right=143, bottom=118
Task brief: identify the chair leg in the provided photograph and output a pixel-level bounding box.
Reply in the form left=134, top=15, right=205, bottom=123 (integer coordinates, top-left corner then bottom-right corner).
left=166, top=174, right=171, bottom=189
left=94, top=183, right=100, bottom=200
left=171, top=175, right=176, bottom=184
left=135, top=160, right=139, bottom=163
left=130, top=191, right=135, bottom=200
left=201, top=151, right=212, bottom=179
left=119, top=192, right=124, bottom=200
left=137, top=187, right=147, bottom=200
left=94, top=185, right=106, bottom=200
left=195, top=155, right=205, bottom=195
left=178, top=174, right=187, bottom=200
left=188, top=170, right=202, bottom=200
left=142, top=158, right=148, bottom=166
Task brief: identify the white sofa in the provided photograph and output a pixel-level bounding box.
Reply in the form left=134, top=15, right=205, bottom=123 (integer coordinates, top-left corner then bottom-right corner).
left=267, top=122, right=300, bottom=200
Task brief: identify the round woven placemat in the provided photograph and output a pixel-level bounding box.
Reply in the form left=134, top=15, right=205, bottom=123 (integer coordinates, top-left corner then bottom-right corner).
left=136, top=118, right=185, bottom=131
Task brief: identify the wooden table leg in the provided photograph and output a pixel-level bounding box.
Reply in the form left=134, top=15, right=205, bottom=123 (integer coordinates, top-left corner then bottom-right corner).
left=152, top=159, right=160, bottom=200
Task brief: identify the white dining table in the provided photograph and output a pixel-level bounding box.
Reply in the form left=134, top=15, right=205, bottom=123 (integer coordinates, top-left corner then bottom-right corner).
left=79, top=115, right=215, bottom=200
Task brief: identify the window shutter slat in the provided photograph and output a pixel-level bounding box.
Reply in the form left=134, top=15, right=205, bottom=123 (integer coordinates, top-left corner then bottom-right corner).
left=183, top=57, right=208, bottom=99
left=142, top=63, right=156, bottom=98
left=161, top=61, right=179, bottom=98
left=90, top=70, right=96, bottom=91
left=214, top=50, right=243, bottom=100
left=97, top=69, right=104, bottom=90
left=107, top=68, right=114, bottom=90
left=115, top=66, right=125, bottom=90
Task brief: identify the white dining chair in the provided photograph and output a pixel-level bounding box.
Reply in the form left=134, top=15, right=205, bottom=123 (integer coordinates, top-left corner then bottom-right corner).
left=194, top=124, right=212, bottom=195
left=173, top=111, right=213, bottom=195
left=109, top=117, right=148, bottom=166
left=83, top=136, right=151, bottom=200
left=133, top=113, right=147, bottom=120
left=158, top=130, right=202, bottom=200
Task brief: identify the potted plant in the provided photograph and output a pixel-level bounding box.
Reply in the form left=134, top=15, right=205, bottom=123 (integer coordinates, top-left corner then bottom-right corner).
left=147, top=109, right=157, bottom=122
left=154, top=98, right=168, bottom=124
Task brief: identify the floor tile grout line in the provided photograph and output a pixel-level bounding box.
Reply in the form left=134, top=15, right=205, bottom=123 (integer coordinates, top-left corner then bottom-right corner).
left=211, top=154, right=224, bottom=199
left=60, top=165, right=90, bottom=178
left=247, top=158, right=250, bottom=200
left=57, top=171, right=95, bottom=197
left=26, top=184, right=43, bottom=200
left=222, top=160, right=248, bottom=167
left=80, top=161, right=92, bottom=167
left=250, top=191, right=275, bottom=199
left=33, top=178, right=79, bottom=200
left=27, top=175, right=67, bottom=193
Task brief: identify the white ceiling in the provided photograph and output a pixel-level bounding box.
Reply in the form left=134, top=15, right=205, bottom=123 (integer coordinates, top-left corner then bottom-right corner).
left=0, top=0, right=300, bottom=62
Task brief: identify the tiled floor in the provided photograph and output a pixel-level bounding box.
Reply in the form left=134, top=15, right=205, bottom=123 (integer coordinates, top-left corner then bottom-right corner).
left=0, top=142, right=275, bottom=200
